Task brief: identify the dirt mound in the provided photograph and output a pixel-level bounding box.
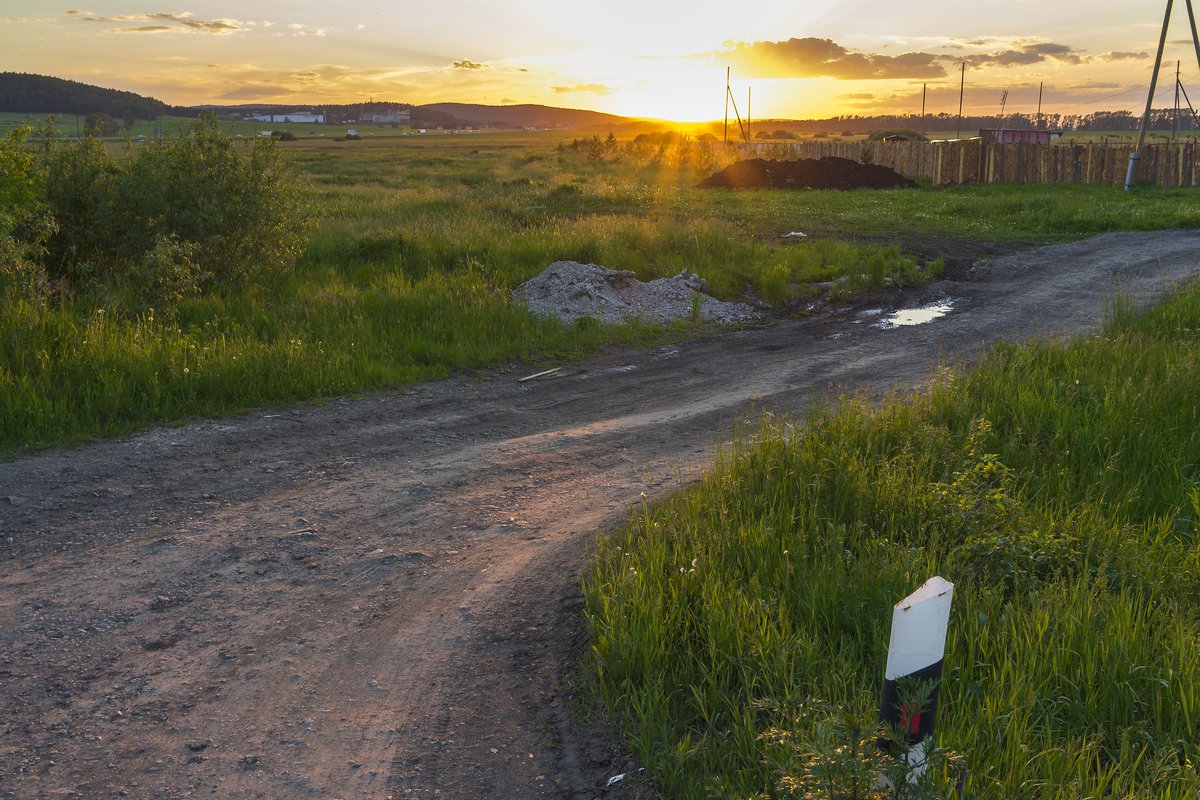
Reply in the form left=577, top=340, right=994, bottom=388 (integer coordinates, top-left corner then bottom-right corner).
left=515, top=261, right=759, bottom=326
left=697, top=156, right=917, bottom=190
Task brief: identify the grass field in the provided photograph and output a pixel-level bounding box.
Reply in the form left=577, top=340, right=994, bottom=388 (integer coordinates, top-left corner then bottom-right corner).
left=3, top=130, right=1200, bottom=453
left=584, top=284, right=1200, bottom=798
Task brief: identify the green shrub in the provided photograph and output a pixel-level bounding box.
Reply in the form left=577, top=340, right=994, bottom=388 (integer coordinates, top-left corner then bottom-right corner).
left=41, top=114, right=308, bottom=293
left=0, top=127, right=54, bottom=297
left=84, top=112, right=119, bottom=137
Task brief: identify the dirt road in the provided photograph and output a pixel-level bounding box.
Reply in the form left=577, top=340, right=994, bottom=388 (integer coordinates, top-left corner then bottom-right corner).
left=2, top=231, right=1198, bottom=800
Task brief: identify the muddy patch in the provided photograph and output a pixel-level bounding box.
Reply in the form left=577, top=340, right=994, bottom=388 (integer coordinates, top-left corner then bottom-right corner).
left=697, top=157, right=916, bottom=190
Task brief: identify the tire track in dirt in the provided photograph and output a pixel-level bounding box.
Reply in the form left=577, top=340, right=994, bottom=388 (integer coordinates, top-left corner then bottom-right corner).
left=1, top=231, right=1198, bottom=799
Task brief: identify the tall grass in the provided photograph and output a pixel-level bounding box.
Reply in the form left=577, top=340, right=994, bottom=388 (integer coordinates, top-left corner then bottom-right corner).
left=584, top=283, right=1200, bottom=798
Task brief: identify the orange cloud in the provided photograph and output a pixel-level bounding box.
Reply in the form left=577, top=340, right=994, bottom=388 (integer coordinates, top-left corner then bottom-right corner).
left=717, top=37, right=946, bottom=80
left=552, top=83, right=612, bottom=95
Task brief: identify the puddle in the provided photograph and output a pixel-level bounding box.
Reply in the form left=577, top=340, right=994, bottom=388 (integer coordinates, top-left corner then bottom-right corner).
left=850, top=308, right=883, bottom=324
left=874, top=300, right=955, bottom=329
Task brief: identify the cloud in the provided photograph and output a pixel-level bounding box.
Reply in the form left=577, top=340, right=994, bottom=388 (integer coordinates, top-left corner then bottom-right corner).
left=452, top=59, right=485, bottom=70
left=1097, top=51, right=1148, bottom=62
left=285, top=22, right=327, bottom=36
left=715, top=37, right=946, bottom=80
left=2, top=16, right=56, bottom=23
left=220, top=85, right=293, bottom=101
left=66, top=9, right=244, bottom=34
left=961, top=41, right=1086, bottom=68
left=552, top=83, right=613, bottom=95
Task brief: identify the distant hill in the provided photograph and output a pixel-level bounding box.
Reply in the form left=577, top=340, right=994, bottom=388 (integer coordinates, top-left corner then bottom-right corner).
left=0, top=72, right=174, bottom=120
left=419, top=103, right=629, bottom=129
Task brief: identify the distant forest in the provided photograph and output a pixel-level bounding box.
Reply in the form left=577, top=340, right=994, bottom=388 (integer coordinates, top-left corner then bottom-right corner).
left=0, top=72, right=175, bottom=121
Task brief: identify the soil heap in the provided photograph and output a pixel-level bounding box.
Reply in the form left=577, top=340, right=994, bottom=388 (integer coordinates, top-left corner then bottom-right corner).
left=515, top=261, right=759, bottom=326
left=697, top=156, right=917, bottom=190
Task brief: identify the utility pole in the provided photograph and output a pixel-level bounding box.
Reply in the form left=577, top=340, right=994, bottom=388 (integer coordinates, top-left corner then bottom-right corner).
left=956, top=62, right=965, bottom=139
left=1175, top=60, right=1182, bottom=138
left=724, top=66, right=730, bottom=145
left=921, top=83, right=926, bottom=135
left=1123, top=0, right=1200, bottom=189
left=1036, top=81, right=1044, bottom=129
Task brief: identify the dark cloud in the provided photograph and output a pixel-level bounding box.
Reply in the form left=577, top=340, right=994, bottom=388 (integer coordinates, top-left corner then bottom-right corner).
left=452, top=59, right=484, bottom=70
left=178, top=18, right=240, bottom=32
left=962, top=41, right=1085, bottom=68
left=551, top=83, right=612, bottom=95
left=718, top=37, right=946, bottom=80
left=67, top=9, right=242, bottom=34
left=110, top=25, right=172, bottom=33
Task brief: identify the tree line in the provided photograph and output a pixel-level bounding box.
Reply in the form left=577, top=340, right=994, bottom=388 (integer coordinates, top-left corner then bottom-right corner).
left=0, top=72, right=174, bottom=121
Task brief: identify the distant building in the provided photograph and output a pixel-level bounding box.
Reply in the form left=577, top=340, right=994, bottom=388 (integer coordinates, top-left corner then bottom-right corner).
left=251, top=112, right=326, bottom=124
left=978, top=129, right=1063, bottom=145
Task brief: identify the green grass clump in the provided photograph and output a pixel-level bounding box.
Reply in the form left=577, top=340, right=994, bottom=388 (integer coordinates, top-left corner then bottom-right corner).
left=584, top=283, right=1200, bottom=798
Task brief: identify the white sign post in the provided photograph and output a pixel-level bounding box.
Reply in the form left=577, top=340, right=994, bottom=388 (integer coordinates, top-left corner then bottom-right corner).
left=878, top=576, right=954, bottom=782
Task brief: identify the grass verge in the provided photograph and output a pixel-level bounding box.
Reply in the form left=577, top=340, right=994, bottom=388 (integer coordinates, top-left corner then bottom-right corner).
left=584, top=282, right=1200, bottom=799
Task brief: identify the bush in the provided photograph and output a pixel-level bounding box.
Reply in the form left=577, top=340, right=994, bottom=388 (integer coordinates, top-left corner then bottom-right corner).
left=0, top=127, right=54, bottom=297
left=41, top=114, right=308, bottom=293
left=84, top=112, right=120, bottom=137
left=272, top=130, right=297, bottom=142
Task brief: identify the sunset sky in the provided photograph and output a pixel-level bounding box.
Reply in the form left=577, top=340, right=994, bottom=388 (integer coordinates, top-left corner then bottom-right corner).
left=2, top=1, right=1197, bottom=121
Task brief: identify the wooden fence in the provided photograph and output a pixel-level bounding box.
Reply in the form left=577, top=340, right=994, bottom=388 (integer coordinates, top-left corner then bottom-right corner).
left=723, top=139, right=1200, bottom=188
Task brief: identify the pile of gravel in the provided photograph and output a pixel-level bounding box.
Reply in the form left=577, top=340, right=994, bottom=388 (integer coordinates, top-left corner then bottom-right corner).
left=514, top=261, right=759, bottom=326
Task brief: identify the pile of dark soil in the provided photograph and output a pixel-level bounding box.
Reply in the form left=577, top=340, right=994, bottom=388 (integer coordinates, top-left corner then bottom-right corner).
left=697, top=156, right=917, bottom=190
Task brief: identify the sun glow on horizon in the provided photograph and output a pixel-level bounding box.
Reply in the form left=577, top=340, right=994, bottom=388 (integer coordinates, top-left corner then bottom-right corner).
left=0, top=2, right=1181, bottom=121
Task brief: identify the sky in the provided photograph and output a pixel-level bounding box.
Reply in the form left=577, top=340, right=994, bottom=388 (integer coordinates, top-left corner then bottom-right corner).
left=2, top=1, right=1198, bottom=121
